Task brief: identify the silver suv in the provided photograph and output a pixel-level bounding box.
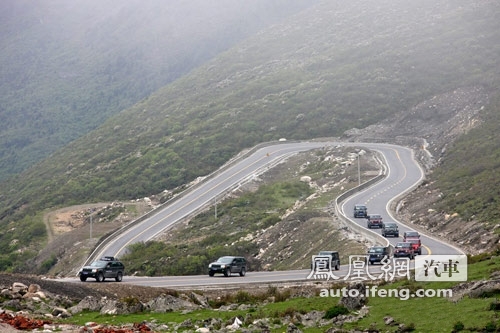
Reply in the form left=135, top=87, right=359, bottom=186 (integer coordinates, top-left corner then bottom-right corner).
left=208, top=256, right=247, bottom=277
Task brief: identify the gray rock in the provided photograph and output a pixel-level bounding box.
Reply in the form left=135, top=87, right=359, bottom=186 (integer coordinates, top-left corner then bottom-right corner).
left=147, top=294, right=197, bottom=313
left=286, top=323, right=303, bottom=333
left=339, top=282, right=367, bottom=310
left=52, top=307, right=72, bottom=318
left=99, top=299, right=145, bottom=315
left=69, top=296, right=104, bottom=314
left=12, top=282, right=28, bottom=294
left=384, top=316, right=395, bottom=325
left=190, top=292, right=209, bottom=308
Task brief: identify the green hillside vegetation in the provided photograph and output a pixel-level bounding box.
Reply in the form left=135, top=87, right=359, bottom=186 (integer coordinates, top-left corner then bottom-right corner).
left=1, top=0, right=500, bottom=272
left=433, top=94, right=500, bottom=224
left=124, top=181, right=313, bottom=276
left=0, top=0, right=315, bottom=180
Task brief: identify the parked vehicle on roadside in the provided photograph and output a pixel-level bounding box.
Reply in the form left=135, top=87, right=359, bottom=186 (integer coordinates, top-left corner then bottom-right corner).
left=394, top=242, right=415, bottom=259
left=208, top=256, right=247, bottom=277
left=382, top=222, right=399, bottom=237
left=353, top=204, right=368, bottom=218
left=366, top=214, right=383, bottom=228
left=78, top=256, right=124, bottom=282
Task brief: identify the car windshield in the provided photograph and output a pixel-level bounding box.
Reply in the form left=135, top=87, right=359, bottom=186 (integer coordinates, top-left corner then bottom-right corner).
left=369, top=247, right=385, bottom=253
left=370, top=215, right=381, bottom=218
left=216, top=257, right=234, bottom=264
left=405, top=232, right=419, bottom=237
left=385, top=223, right=396, bottom=228
left=89, top=261, right=107, bottom=268
left=396, top=243, right=410, bottom=248
left=408, top=239, right=420, bottom=244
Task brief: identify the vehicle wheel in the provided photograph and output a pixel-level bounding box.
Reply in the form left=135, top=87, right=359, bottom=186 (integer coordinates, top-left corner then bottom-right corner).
left=418, top=250, right=422, bottom=255
left=367, top=224, right=370, bottom=229
left=239, top=268, right=246, bottom=277
left=396, top=234, right=399, bottom=237
left=224, top=269, right=230, bottom=277
left=209, top=271, right=214, bottom=277
left=79, top=275, right=87, bottom=282
left=115, top=272, right=123, bottom=282
left=96, top=272, right=104, bottom=282
left=335, top=264, right=340, bottom=271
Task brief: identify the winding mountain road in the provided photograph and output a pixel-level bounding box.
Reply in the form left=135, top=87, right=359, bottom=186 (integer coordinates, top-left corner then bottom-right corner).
left=74, top=141, right=462, bottom=288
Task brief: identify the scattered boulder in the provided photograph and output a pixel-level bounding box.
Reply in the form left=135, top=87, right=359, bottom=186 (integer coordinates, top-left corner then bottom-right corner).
left=11, top=282, right=28, bottom=294
left=69, top=296, right=104, bottom=313
left=286, top=322, right=303, bottom=333
left=339, top=282, right=367, bottom=310
left=384, top=316, right=396, bottom=325
left=147, top=294, right=198, bottom=312
left=190, top=291, right=209, bottom=308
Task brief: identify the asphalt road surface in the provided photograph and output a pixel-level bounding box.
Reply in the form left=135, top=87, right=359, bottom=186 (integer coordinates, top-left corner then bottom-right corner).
left=341, top=144, right=463, bottom=256
left=70, top=141, right=463, bottom=287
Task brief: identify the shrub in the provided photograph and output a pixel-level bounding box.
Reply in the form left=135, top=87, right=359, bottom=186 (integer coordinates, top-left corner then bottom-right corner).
left=121, top=296, right=140, bottom=306
left=39, top=255, right=57, bottom=274
left=484, top=321, right=497, bottom=332
left=489, top=300, right=500, bottom=311
left=323, top=305, right=349, bottom=319
left=235, top=290, right=253, bottom=303
left=452, top=321, right=465, bottom=332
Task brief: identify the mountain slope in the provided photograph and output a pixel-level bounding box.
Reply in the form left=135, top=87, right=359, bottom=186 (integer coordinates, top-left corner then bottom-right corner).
left=0, top=0, right=316, bottom=180
left=1, top=0, right=500, bottom=271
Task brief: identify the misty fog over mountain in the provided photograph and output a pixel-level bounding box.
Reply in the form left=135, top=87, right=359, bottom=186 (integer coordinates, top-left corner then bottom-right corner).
left=0, top=0, right=316, bottom=180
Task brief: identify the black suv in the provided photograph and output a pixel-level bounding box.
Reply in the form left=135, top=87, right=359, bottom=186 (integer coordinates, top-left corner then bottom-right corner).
left=353, top=204, right=368, bottom=218
left=208, top=256, right=247, bottom=277
left=382, top=222, right=399, bottom=237
left=78, top=256, right=124, bottom=282
left=311, top=251, right=340, bottom=270
left=367, top=246, right=391, bottom=265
